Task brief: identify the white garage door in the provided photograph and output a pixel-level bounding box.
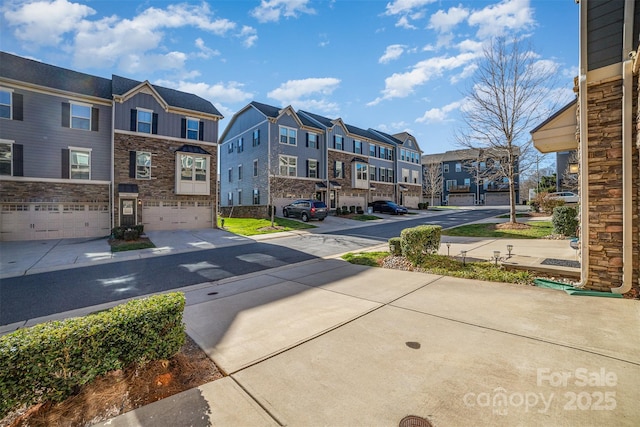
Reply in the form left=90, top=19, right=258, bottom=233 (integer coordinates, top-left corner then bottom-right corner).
left=448, top=194, right=475, bottom=206
left=0, top=203, right=110, bottom=241
left=485, top=193, right=511, bottom=205
left=142, top=200, right=212, bottom=231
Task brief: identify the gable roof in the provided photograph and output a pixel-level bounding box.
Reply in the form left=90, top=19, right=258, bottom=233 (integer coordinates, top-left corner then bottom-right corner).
left=249, top=100, right=282, bottom=118
left=112, top=75, right=222, bottom=117
left=298, top=110, right=335, bottom=128
left=0, top=51, right=112, bottom=99
left=368, top=129, right=401, bottom=146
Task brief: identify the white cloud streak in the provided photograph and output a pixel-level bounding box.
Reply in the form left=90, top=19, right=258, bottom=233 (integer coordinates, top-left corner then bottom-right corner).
left=268, top=78, right=341, bottom=113
left=379, top=44, right=407, bottom=64
left=416, top=100, right=463, bottom=123
left=250, top=0, right=315, bottom=23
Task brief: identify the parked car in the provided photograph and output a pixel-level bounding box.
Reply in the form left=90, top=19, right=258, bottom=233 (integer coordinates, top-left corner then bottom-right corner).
left=282, top=199, right=328, bottom=222
left=368, top=200, right=408, bottom=215
left=548, top=192, right=579, bottom=203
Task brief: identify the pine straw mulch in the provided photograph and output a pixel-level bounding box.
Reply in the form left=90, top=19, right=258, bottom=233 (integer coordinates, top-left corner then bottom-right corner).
left=3, top=334, right=223, bottom=427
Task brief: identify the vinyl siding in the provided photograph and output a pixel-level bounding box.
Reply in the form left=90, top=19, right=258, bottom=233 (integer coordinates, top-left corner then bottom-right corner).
left=0, top=86, right=111, bottom=180
left=587, top=1, right=625, bottom=70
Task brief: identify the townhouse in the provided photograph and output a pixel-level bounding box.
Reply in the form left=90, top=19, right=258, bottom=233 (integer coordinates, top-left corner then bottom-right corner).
left=0, top=52, right=222, bottom=241
left=421, top=148, right=519, bottom=206
left=218, top=101, right=422, bottom=216
left=531, top=0, right=639, bottom=294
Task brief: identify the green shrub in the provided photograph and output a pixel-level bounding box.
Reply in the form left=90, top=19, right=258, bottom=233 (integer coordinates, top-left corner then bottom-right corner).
left=534, top=192, right=565, bottom=214
left=388, top=237, right=402, bottom=256
left=0, top=293, right=185, bottom=418
left=400, top=225, right=442, bottom=265
left=111, top=225, right=144, bottom=240
left=552, top=205, right=579, bottom=237
left=418, top=202, right=430, bottom=209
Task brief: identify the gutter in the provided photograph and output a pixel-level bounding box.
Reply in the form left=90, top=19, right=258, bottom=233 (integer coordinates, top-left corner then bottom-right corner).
left=611, top=0, right=635, bottom=294
left=110, top=99, right=115, bottom=230
left=577, top=0, right=590, bottom=288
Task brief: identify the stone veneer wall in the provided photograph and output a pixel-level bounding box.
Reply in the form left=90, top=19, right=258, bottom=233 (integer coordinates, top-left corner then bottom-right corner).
left=114, top=133, right=218, bottom=226
left=0, top=181, right=109, bottom=203
left=583, top=76, right=639, bottom=292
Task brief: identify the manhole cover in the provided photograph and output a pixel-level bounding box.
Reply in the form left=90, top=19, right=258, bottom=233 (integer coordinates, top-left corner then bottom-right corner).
left=399, top=415, right=433, bottom=427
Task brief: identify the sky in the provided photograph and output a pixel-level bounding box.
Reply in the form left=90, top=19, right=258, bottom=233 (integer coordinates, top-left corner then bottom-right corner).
left=0, top=0, right=578, bottom=157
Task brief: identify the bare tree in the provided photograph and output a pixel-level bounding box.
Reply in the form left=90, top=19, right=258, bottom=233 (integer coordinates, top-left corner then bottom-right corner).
left=422, top=156, right=443, bottom=207
left=457, top=37, right=558, bottom=223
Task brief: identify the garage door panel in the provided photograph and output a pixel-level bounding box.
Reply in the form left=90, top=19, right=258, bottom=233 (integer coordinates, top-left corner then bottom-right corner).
left=448, top=194, right=475, bottom=206
left=485, top=193, right=510, bottom=205
left=143, top=201, right=212, bottom=231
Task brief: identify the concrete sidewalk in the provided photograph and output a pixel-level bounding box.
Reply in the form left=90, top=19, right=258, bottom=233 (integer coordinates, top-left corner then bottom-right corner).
left=99, top=258, right=640, bottom=426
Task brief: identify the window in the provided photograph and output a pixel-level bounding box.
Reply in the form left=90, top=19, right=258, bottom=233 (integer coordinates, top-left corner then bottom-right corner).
left=186, top=118, right=199, bottom=140
left=387, top=168, right=394, bottom=182
left=335, top=161, right=344, bottom=178
left=237, top=189, right=242, bottom=205
left=228, top=142, right=234, bottom=153
left=176, top=153, right=210, bottom=195
left=379, top=168, right=386, bottom=182
left=0, top=89, right=10, bottom=119
left=253, top=129, right=260, bottom=146
left=369, top=165, right=376, bottom=181
left=308, top=133, right=318, bottom=148
left=308, top=159, right=318, bottom=178
left=0, top=142, right=11, bottom=175
left=238, top=164, right=243, bottom=180
left=280, top=126, right=296, bottom=145
left=401, top=149, right=406, bottom=161
left=228, top=168, right=233, bottom=182
left=253, top=189, right=260, bottom=205
left=136, top=151, right=151, bottom=179
left=69, top=103, right=91, bottom=130
left=354, top=140, right=362, bottom=154
left=354, top=163, right=368, bottom=189
left=137, top=109, right=152, bottom=134
left=446, top=179, right=457, bottom=190
left=253, top=159, right=258, bottom=177
left=402, top=168, right=409, bottom=183
left=237, top=137, right=244, bottom=153
left=379, top=146, right=386, bottom=159
left=413, top=170, right=420, bottom=184
left=335, top=135, right=343, bottom=150
left=455, top=163, right=462, bottom=172
left=443, top=164, right=450, bottom=173
left=279, top=155, right=297, bottom=176
left=227, top=192, right=233, bottom=206
left=369, top=144, right=376, bottom=157
left=70, top=149, right=90, bottom=180
left=388, top=149, right=393, bottom=161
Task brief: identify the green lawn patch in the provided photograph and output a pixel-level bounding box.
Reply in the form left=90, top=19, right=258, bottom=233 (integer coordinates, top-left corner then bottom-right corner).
left=219, top=217, right=315, bottom=236
left=350, top=214, right=381, bottom=221
left=109, top=238, right=155, bottom=252
left=342, top=252, right=532, bottom=285
left=496, top=213, right=532, bottom=218
left=442, top=221, right=554, bottom=239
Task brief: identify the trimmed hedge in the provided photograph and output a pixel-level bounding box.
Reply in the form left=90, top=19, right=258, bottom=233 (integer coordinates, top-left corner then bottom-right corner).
left=400, top=225, right=442, bottom=265
left=0, top=292, right=186, bottom=418
left=111, top=224, right=144, bottom=240
left=388, top=237, right=402, bottom=256
left=552, top=205, right=579, bottom=237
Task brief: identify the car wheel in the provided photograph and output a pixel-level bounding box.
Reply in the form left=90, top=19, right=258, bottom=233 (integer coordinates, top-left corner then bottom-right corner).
left=283, top=209, right=289, bottom=218
left=301, top=212, right=309, bottom=222
left=318, top=217, right=325, bottom=222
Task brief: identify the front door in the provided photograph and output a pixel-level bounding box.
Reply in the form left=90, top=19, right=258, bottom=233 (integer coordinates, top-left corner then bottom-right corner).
left=120, top=199, right=136, bottom=226
left=330, top=190, right=336, bottom=209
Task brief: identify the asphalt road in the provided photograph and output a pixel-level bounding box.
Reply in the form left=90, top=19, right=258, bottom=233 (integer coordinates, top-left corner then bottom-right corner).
left=0, top=208, right=505, bottom=326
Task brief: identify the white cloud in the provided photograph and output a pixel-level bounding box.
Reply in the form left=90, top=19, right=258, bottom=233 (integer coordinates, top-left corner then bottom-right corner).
left=120, top=51, right=187, bottom=74
left=379, top=44, right=407, bottom=64
left=368, top=51, right=482, bottom=105
left=450, top=63, right=478, bottom=84
left=385, top=0, right=436, bottom=16
left=468, top=0, right=534, bottom=39
left=251, top=0, right=315, bottom=23
left=3, top=0, right=95, bottom=46
left=195, top=38, right=220, bottom=59
left=395, top=16, right=417, bottom=30
left=238, top=26, right=258, bottom=48
left=457, top=39, right=483, bottom=53
left=428, top=6, right=469, bottom=33
left=155, top=80, right=254, bottom=104
left=268, top=77, right=340, bottom=104
left=416, top=100, right=462, bottom=123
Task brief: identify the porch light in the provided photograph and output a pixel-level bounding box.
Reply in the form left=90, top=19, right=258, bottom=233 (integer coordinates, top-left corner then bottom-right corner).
left=569, top=163, right=579, bottom=174
left=493, top=251, right=501, bottom=266
left=506, top=244, right=513, bottom=258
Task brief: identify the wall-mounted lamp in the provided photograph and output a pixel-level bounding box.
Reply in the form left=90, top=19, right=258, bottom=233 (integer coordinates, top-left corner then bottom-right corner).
left=569, top=163, right=579, bottom=174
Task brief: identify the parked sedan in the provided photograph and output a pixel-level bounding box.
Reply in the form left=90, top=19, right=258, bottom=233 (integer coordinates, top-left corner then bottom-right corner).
left=549, top=192, right=579, bottom=203
left=282, top=199, right=328, bottom=222
left=369, top=200, right=408, bottom=215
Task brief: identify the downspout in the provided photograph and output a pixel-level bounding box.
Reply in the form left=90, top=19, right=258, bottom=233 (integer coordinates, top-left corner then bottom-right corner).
left=110, top=100, right=115, bottom=230
left=611, top=0, right=635, bottom=294
left=577, top=0, right=590, bottom=288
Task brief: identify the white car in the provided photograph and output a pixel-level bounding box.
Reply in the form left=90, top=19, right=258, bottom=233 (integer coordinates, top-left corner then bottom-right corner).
left=549, top=192, right=579, bottom=203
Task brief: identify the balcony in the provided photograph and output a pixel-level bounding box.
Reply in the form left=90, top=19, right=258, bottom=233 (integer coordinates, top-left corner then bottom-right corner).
left=448, top=185, right=470, bottom=193
left=486, top=183, right=510, bottom=192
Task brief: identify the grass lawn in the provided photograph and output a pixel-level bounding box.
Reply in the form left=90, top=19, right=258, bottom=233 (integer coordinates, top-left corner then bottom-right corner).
left=350, top=214, right=381, bottom=221
left=442, top=221, right=554, bottom=239
left=342, top=251, right=533, bottom=284
left=219, top=217, right=315, bottom=236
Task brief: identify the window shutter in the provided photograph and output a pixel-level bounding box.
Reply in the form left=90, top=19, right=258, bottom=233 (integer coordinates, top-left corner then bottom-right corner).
left=353, top=141, right=356, bottom=153
left=129, top=151, right=136, bottom=178
left=306, top=160, right=309, bottom=177
left=317, top=135, right=320, bottom=149
left=13, top=94, right=23, bottom=121
left=333, top=161, right=337, bottom=178
left=333, top=135, right=336, bottom=148
left=91, top=107, right=99, bottom=132
left=306, top=133, right=309, bottom=148
left=61, top=149, right=69, bottom=179
left=13, top=144, right=23, bottom=176
left=199, top=121, right=204, bottom=141
left=180, top=118, right=186, bottom=138
left=130, top=109, right=137, bottom=131
left=151, top=113, right=158, bottom=134
left=62, top=102, right=70, bottom=127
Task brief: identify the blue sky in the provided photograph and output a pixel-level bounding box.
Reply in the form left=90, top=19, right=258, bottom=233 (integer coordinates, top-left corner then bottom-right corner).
left=0, top=0, right=578, bottom=155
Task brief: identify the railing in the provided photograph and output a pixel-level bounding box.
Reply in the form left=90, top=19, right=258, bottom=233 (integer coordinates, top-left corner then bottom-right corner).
left=485, top=183, right=510, bottom=191
left=448, top=185, right=470, bottom=193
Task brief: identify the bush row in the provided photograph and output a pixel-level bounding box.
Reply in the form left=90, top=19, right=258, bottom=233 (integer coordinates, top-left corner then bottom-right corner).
left=111, top=224, right=144, bottom=240
left=0, top=292, right=186, bottom=418
left=388, top=225, right=442, bottom=265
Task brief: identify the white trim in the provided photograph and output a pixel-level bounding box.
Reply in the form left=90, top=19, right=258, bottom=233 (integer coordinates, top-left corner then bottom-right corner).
left=0, top=78, right=112, bottom=106
left=0, top=176, right=110, bottom=184
left=0, top=86, right=14, bottom=93
left=69, top=100, right=92, bottom=107
left=136, top=107, right=154, bottom=113
left=114, top=130, right=218, bottom=147
left=0, top=138, right=15, bottom=144
left=68, top=146, right=93, bottom=152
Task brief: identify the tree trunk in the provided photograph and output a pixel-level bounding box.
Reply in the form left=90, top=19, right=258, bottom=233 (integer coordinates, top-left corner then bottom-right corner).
left=509, top=179, right=517, bottom=223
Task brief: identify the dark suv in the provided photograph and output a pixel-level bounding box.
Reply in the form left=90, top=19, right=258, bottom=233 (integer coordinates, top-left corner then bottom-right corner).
left=282, top=199, right=328, bottom=222
left=369, top=200, right=408, bottom=215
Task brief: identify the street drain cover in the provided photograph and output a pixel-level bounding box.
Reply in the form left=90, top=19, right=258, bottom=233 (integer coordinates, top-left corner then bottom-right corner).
left=399, top=415, right=433, bottom=427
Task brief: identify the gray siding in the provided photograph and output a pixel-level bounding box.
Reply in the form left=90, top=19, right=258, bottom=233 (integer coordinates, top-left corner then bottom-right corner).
left=114, top=93, right=218, bottom=142
left=222, top=107, right=267, bottom=142
left=0, top=86, right=111, bottom=180
left=587, top=0, right=625, bottom=70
